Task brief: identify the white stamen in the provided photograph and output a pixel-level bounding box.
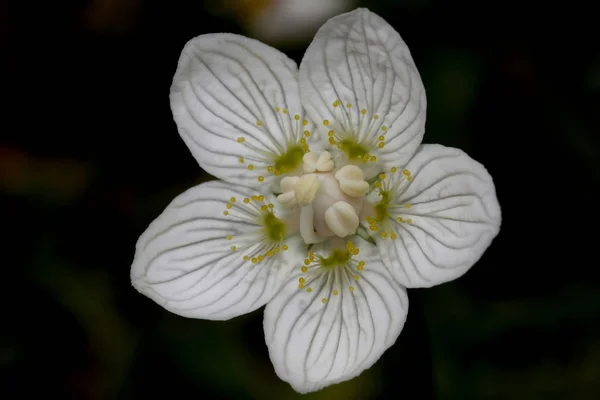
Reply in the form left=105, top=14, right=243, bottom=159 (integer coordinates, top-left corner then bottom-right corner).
left=325, top=201, right=360, bottom=237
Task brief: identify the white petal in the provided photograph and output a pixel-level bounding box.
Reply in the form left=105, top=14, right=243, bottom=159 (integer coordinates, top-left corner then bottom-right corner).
left=170, top=34, right=316, bottom=188
left=299, top=8, right=426, bottom=166
left=372, top=144, right=501, bottom=288
left=131, top=180, right=304, bottom=320
left=264, top=237, right=408, bottom=393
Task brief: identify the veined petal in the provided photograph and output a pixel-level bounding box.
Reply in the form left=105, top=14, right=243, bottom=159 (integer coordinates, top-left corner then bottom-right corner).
left=170, top=34, right=317, bottom=188
left=299, top=8, right=426, bottom=168
left=131, top=180, right=304, bottom=320
left=264, top=237, right=408, bottom=393
left=364, top=144, right=501, bottom=288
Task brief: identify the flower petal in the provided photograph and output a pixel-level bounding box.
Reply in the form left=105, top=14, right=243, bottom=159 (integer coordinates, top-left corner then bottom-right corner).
left=371, top=144, right=501, bottom=288
left=170, top=34, right=316, bottom=188
left=264, top=237, right=408, bottom=393
left=299, top=8, right=426, bottom=166
left=131, top=180, right=304, bottom=320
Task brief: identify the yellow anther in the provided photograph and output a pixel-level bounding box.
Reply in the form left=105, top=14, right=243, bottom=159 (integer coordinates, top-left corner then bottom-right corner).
left=333, top=290, right=339, bottom=296
left=283, top=108, right=288, bottom=114
left=256, top=120, right=263, bottom=126
left=370, top=225, right=379, bottom=232
left=267, top=166, right=274, bottom=173
left=407, top=176, right=413, bottom=181
left=403, top=169, right=411, bottom=176
left=304, top=130, right=311, bottom=137
left=302, top=120, right=308, bottom=126
left=307, top=287, right=313, bottom=293
left=321, top=298, right=327, bottom=304
left=301, top=266, right=308, bottom=273
left=353, top=274, right=359, bottom=281
left=405, top=203, right=411, bottom=208
left=378, top=142, right=385, bottom=149
left=273, top=247, right=280, bottom=253
left=248, top=164, right=254, bottom=171
left=380, top=231, right=388, bottom=239
left=227, top=235, right=233, bottom=240
left=333, top=99, right=340, bottom=107
left=243, top=198, right=250, bottom=204
left=390, top=232, right=397, bottom=239
left=304, top=259, right=310, bottom=265
left=361, top=108, right=367, bottom=115
left=357, top=261, right=365, bottom=271
left=375, top=181, right=382, bottom=188
left=370, top=156, right=377, bottom=162
left=300, top=138, right=307, bottom=144
left=282, top=244, right=288, bottom=250
left=252, top=195, right=258, bottom=201
left=275, top=107, right=280, bottom=112
left=238, top=157, right=244, bottom=164
left=327, top=130, right=334, bottom=137
left=258, top=195, right=264, bottom=202
left=397, top=217, right=403, bottom=223
left=230, top=197, right=236, bottom=203
left=349, top=286, right=355, bottom=292
left=258, top=255, right=264, bottom=261
left=243, top=255, right=249, bottom=261
left=346, top=103, right=352, bottom=108
left=381, top=126, right=387, bottom=131
left=237, top=137, right=245, bottom=143
left=329, top=137, right=336, bottom=145
left=379, top=173, right=386, bottom=180
left=379, top=135, right=385, bottom=141
left=391, top=167, right=397, bottom=172
left=351, top=248, right=359, bottom=255
left=274, top=170, right=281, bottom=176
left=407, top=218, right=412, bottom=224
left=231, top=245, right=236, bottom=251
left=251, top=257, right=258, bottom=263
left=258, top=176, right=264, bottom=182
left=299, top=277, right=305, bottom=284
left=268, top=203, right=274, bottom=209
left=226, top=203, right=232, bottom=209
left=261, top=204, right=268, bottom=211
left=294, top=114, right=300, bottom=121
left=323, top=119, right=329, bottom=126
left=373, top=114, right=379, bottom=120
left=223, top=211, right=229, bottom=216
left=267, top=251, right=274, bottom=257
left=298, top=283, right=305, bottom=289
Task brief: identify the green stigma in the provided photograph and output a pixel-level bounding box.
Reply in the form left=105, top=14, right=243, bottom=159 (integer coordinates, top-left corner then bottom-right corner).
left=319, top=249, right=352, bottom=269
left=262, top=212, right=286, bottom=242
left=340, top=138, right=369, bottom=160
left=273, top=145, right=305, bottom=173
left=374, top=190, right=392, bottom=222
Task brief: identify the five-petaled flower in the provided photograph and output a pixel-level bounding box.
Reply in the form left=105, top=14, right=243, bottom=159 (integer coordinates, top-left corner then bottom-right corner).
left=131, top=8, right=501, bottom=393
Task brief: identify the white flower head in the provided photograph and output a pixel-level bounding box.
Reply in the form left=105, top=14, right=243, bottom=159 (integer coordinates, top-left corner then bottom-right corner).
left=131, top=8, right=501, bottom=394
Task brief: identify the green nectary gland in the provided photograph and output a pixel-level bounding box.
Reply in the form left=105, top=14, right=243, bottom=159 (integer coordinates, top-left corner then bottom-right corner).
left=263, top=212, right=286, bottom=242
left=273, top=145, right=305, bottom=173
left=319, top=249, right=352, bottom=268
left=340, top=138, right=369, bottom=160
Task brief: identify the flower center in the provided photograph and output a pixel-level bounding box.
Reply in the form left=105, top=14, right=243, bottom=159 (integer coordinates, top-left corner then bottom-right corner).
left=276, top=151, right=370, bottom=244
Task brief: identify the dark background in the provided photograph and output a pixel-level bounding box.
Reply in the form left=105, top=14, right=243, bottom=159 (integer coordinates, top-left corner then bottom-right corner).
left=2, top=0, right=599, bottom=399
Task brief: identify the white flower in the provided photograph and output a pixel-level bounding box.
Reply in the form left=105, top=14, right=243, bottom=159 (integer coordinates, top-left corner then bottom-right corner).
left=131, top=8, right=501, bottom=394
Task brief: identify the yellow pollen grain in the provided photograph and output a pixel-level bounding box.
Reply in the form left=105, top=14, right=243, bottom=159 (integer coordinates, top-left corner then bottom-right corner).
left=274, top=247, right=280, bottom=253
left=282, top=244, right=288, bottom=250
left=267, top=251, right=274, bottom=257
left=258, top=195, right=264, bottom=202
left=226, top=203, right=232, bottom=209
left=378, top=142, right=385, bottom=149
left=300, top=138, right=307, bottom=144
left=403, top=169, right=410, bottom=176
left=307, top=287, right=312, bottom=293
left=379, top=135, right=385, bottom=141
left=274, top=170, right=281, bottom=176
left=380, top=231, right=388, bottom=238
left=329, top=137, right=336, bottom=145
left=381, top=126, right=387, bottom=131
left=274, top=107, right=280, bottom=112
left=248, top=164, right=254, bottom=171
left=370, top=156, right=377, bottom=162
left=231, top=245, right=236, bottom=251
left=357, top=261, right=365, bottom=271
left=299, top=277, right=305, bottom=284
left=283, top=108, right=288, bottom=114
left=346, top=103, right=352, bottom=109
left=349, top=286, right=355, bottom=292
left=390, top=232, right=397, bottom=239
left=304, top=130, right=310, bottom=137
left=261, top=204, right=268, bottom=211
left=227, top=235, right=233, bottom=240
left=333, top=99, right=340, bottom=107
left=258, top=255, right=264, bottom=261
left=230, top=197, right=236, bottom=203
left=256, top=120, right=263, bottom=126
left=301, top=266, right=308, bottom=273
left=302, top=120, right=308, bottom=126
left=267, top=166, right=274, bottom=173
left=379, top=173, right=386, bottom=180
left=354, top=275, right=359, bottom=281
left=237, top=137, right=245, bottom=143
left=333, top=290, right=339, bottom=296
left=294, top=114, right=300, bottom=121
left=397, top=217, right=403, bottom=223
left=407, top=218, right=412, bottom=224
left=361, top=109, right=367, bottom=115
left=298, top=283, right=304, bottom=289
left=223, top=211, right=229, bottom=216
left=243, top=255, right=249, bottom=261
left=373, top=114, right=379, bottom=120
left=391, top=167, right=397, bottom=173
left=243, top=198, right=250, bottom=204
left=252, top=195, right=258, bottom=201
left=258, top=176, right=264, bottom=182
left=238, top=157, right=244, bottom=164
left=405, top=203, right=411, bottom=208
left=323, top=119, right=329, bottom=126
left=268, top=203, right=274, bottom=209
left=251, top=257, right=258, bottom=263
left=321, top=298, right=327, bottom=304
left=328, top=130, right=334, bottom=137
left=304, top=259, right=310, bottom=265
